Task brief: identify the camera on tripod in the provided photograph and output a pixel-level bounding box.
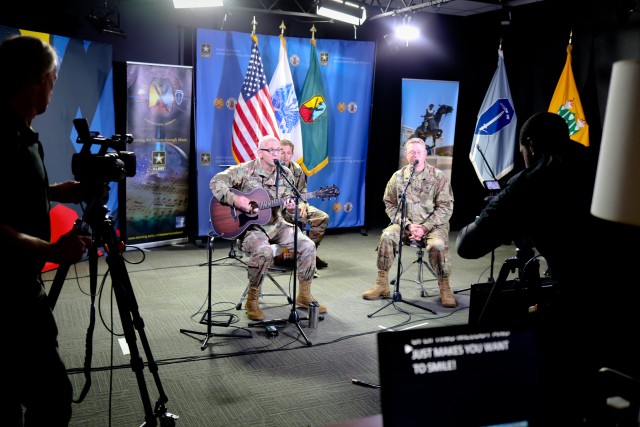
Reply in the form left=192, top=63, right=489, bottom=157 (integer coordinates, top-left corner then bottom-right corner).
left=72, top=117, right=136, bottom=183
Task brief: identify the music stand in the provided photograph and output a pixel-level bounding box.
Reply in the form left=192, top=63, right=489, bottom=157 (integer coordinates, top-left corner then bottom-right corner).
left=368, top=165, right=437, bottom=318
left=199, top=217, right=286, bottom=271
left=198, top=231, right=246, bottom=267
left=180, top=231, right=252, bottom=349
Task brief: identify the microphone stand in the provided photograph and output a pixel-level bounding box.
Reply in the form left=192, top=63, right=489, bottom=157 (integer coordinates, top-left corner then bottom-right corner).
left=368, top=162, right=437, bottom=317
left=274, top=160, right=312, bottom=346
left=455, top=144, right=500, bottom=294
left=474, top=143, right=499, bottom=183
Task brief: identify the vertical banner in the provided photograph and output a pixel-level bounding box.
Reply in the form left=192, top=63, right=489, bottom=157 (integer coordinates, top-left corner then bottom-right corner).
left=125, top=62, right=193, bottom=246
left=195, top=29, right=375, bottom=236
left=400, top=79, right=459, bottom=182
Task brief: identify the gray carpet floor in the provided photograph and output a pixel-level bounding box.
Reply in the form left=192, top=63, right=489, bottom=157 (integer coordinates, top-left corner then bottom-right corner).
left=43, top=228, right=519, bottom=427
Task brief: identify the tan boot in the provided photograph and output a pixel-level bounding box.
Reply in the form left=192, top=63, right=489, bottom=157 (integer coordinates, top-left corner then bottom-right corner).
left=245, top=286, right=264, bottom=320
left=438, top=277, right=457, bottom=308
left=296, top=280, right=327, bottom=313
left=362, top=270, right=390, bottom=300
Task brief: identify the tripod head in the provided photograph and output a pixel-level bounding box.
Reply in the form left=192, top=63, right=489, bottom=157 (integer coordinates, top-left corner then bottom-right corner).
left=495, top=246, right=541, bottom=288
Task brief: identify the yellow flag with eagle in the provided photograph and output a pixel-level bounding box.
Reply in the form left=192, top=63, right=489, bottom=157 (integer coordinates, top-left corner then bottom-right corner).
left=548, top=43, right=589, bottom=146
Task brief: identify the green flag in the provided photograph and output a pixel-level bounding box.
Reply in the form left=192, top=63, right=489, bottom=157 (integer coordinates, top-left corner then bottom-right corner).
left=299, top=39, right=328, bottom=176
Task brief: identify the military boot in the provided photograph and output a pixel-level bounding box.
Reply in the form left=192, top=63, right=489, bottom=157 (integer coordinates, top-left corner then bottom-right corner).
left=438, top=277, right=457, bottom=308
left=316, top=255, right=328, bottom=268
left=362, top=270, right=390, bottom=300
left=296, top=280, right=327, bottom=313
left=245, top=286, right=264, bottom=320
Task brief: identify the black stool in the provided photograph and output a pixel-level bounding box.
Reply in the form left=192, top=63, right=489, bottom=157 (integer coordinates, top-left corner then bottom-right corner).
left=400, top=240, right=438, bottom=297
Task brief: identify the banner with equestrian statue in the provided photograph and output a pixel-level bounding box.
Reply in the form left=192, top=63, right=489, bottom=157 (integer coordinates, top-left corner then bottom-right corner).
left=400, top=79, right=460, bottom=183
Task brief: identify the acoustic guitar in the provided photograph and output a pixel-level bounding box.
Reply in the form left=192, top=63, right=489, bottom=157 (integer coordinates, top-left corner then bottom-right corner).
left=210, top=185, right=340, bottom=239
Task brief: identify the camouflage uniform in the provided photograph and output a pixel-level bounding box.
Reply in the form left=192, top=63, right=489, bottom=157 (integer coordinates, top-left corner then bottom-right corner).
left=378, top=163, right=454, bottom=278
left=210, top=159, right=317, bottom=288
left=282, top=160, right=329, bottom=246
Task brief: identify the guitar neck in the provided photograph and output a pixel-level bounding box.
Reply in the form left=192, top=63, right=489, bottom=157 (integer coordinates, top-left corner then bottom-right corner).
left=258, top=191, right=314, bottom=210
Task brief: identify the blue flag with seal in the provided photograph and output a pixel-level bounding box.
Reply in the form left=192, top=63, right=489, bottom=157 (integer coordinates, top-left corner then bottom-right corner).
left=470, top=49, right=517, bottom=184
left=299, top=38, right=328, bottom=176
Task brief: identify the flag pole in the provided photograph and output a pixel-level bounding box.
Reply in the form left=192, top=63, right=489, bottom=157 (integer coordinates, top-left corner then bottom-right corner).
left=279, top=20, right=286, bottom=48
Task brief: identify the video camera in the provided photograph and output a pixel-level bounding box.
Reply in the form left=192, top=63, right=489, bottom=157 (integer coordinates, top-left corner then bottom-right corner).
left=72, top=118, right=136, bottom=183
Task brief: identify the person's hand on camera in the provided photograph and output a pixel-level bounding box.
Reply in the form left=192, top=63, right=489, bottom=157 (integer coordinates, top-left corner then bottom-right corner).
left=47, top=229, right=92, bottom=264
left=49, top=181, right=84, bottom=204
left=79, top=181, right=111, bottom=204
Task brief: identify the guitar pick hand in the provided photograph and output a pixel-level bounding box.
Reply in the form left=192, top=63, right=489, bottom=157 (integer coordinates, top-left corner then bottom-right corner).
left=284, top=198, right=296, bottom=213
left=234, top=194, right=258, bottom=215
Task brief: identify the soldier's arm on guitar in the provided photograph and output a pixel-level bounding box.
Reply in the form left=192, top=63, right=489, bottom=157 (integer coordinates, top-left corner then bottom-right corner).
left=283, top=198, right=296, bottom=214
left=233, top=194, right=258, bottom=215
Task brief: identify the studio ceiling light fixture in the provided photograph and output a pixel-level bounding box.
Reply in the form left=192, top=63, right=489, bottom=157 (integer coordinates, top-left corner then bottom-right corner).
left=395, top=15, right=419, bottom=43
left=317, top=0, right=366, bottom=26
left=173, top=0, right=224, bottom=8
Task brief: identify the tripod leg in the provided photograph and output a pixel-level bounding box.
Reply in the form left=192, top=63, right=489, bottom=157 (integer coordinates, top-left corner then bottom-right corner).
left=106, top=248, right=166, bottom=425
left=288, top=308, right=312, bottom=346
left=367, top=298, right=396, bottom=318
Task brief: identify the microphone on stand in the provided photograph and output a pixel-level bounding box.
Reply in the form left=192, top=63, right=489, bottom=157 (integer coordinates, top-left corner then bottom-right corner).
left=274, top=158, right=289, bottom=173
left=410, top=159, right=419, bottom=174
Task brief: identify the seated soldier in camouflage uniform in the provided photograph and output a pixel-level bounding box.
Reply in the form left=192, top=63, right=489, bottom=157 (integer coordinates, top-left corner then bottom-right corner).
left=209, top=135, right=327, bottom=321
left=279, top=139, right=330, bottom=269
left=362, top=137, right=456, bottom=308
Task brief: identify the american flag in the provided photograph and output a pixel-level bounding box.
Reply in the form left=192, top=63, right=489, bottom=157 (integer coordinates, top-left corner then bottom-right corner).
left=231, top=35, right=281, bottom=163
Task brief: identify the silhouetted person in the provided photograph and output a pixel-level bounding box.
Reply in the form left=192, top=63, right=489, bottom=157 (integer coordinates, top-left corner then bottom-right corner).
left=457, top=111, right=639, bottom=425
left=1, top=35, right=92, bottom=426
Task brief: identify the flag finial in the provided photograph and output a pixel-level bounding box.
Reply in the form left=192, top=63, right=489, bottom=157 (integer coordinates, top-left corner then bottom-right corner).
left=569, top=29, right=573, bottom=45
left=251, top=16, right=257, bottom=36
left=499, top=37, right=503, bottom=51
left=311, top=24, right=317, bottom=41
left=279, top=20, right=286, bottom=35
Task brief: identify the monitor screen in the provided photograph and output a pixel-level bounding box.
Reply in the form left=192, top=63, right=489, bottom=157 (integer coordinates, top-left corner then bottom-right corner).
left=377, top=323, right=540, bottom=427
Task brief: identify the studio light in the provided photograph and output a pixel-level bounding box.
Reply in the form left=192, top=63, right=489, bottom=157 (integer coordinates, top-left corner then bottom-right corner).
left=86, top=13, right=126, bottom=38
left=500, top=0, right=511, bottom=26
left=173, top=0, right=224, bottom=8
left=395, top=15, right=419, bottom=42
left=591, top=59, right=640, bottom=226
left=317, top=0, right=366, bottom=26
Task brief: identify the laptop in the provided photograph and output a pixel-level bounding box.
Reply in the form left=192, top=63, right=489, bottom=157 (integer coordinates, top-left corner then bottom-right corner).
left=377, top=323, right=540, bottom=427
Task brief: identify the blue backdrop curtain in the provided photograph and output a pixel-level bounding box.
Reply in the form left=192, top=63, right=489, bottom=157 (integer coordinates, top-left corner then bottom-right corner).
left=195, top=29, right=375, bottom=237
